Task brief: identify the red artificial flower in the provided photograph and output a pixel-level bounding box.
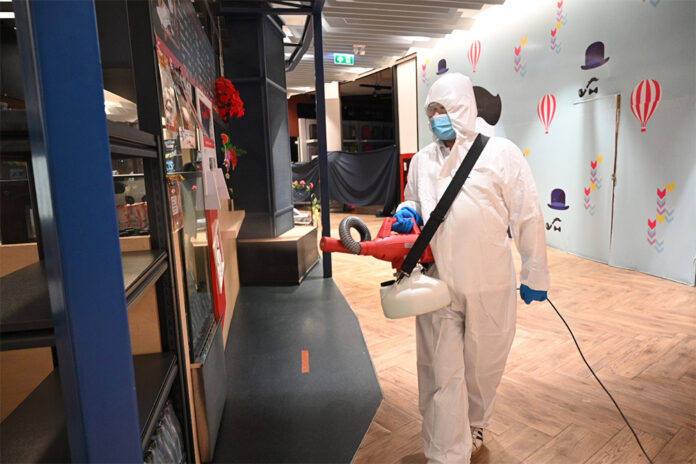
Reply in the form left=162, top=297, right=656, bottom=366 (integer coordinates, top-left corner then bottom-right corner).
left=299, top=180, right=305, bottom=186
left=216, top=77, right=245, bottom=120
left=309, top=182, right=314, bottom=189
left=221, top=133, right=229, bottom=144
left=229, top=149, right=238, bottom=168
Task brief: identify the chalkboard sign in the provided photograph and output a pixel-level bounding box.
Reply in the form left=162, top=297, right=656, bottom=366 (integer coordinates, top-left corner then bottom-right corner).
left=152, top=0, right=217, bottom=101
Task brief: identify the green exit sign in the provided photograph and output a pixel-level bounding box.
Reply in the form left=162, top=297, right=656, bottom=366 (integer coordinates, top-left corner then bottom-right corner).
left=334, top=53, right=355, bottom=65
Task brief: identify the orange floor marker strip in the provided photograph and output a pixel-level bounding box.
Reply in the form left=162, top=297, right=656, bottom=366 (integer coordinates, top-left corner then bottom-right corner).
left=301, top=350, right=310, bottom=373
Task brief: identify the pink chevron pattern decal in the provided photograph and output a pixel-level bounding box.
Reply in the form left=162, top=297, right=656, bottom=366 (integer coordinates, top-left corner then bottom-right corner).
left=514, top=36, right=528, bottom=77
left=584, top=155, right=603, bottom=216
left=550, top=1, right=567, bottom=54
left=647, top=181, right=676, bottom=253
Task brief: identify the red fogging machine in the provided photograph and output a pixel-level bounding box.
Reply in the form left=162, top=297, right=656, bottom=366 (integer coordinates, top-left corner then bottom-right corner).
left=320, top=216, right=434, bottom=271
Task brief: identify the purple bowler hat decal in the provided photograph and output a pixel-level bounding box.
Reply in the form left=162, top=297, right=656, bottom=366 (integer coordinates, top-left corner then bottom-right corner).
left=581, top=41, right=610, bottom=70
left=436, top=59, right=449, bottom=75
left=548, top=188, right=570, bottom=210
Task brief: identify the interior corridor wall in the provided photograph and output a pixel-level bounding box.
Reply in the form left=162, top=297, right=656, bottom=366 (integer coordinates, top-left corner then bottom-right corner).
left=396, top=58, right=418, bottom=154
left=325, top=82, right=342, bottom=152
left=415, top=0, right=696, bottom=285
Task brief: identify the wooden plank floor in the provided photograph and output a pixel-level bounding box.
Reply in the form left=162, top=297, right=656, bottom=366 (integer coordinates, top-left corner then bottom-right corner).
left=325, top=211, right=696, bottom=464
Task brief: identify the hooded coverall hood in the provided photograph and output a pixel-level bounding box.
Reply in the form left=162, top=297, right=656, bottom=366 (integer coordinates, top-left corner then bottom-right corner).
left=425, top=73, right=478, bottom=142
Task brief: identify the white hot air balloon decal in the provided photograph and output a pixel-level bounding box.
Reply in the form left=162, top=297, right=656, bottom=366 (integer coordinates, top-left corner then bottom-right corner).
left=630, top=79, right=662, bottom=132
left=537, top=94, right=557, bottom=134
left=468, top=40, right=481, bottom=72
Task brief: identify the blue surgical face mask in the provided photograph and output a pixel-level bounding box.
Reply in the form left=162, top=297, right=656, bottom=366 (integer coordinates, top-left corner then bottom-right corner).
left=430, top=114, right=457, bottom=141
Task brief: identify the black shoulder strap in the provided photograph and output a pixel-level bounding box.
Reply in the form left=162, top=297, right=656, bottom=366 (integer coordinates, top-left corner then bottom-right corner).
left=400, top=134, right=489, bottom=276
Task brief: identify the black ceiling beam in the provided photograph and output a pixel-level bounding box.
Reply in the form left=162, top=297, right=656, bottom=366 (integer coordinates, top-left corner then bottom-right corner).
left=285, top=13, right=312, bottom=72
left=219, top=6, right=312, bottom=14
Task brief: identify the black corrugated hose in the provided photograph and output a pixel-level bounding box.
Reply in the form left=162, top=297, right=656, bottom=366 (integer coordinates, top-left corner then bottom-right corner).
left=338, top=216, right=372, bottom=255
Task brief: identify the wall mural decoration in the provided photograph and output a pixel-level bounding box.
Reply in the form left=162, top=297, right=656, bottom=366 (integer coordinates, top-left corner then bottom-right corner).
left=421, top=58, right=431, bottom=85
left=537, top=94, right=557, bottom=134
left=436, top=58, right=449, bottom=75
left=468, top=40, right=482, bottom=72
left=584, top=155, right=604, bottom=216
left=545, top=217, right=562, bottom=232
left=548, top=188, right=570, bottom=210
left=473, top=86, right=502, bottom=125
left=416, top=0, right=695, bottom=284
left=648, top=181, right=676, bottom=253
left=550, top=0, right=566, bottom=54
left=578, top=77, right=599, bottom=98
left=581, top=41, right=610, bottom=70
left=513, top=36, right=528, bottom=77
left=630, top=79, right=662, bottom=132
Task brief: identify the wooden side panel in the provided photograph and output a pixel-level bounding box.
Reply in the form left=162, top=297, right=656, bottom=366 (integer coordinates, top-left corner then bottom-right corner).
left=0, top=348, right=53, bottom=421
left=127, top=286, right=162, bottom=355
left=0, top=243, right=39, bottom=277
left=171, top=230, right=201, bottom=463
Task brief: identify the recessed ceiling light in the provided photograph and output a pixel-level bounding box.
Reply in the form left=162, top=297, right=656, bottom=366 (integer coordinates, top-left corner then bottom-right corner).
left=402, top=36, right=431, bottom=42
left=342, top=67, right=373, bottom=74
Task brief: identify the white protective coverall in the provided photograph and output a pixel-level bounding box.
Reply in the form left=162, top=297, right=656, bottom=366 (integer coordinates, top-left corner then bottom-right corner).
left=399, top=73, right=550, bottom=463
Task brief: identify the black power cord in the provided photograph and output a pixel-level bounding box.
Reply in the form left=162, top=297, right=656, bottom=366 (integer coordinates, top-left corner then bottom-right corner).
left=545, top=297, right=654, bottom=464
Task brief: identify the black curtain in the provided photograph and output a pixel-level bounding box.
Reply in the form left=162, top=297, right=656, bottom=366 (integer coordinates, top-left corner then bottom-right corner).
left=292, top=145, right=398, bottom=215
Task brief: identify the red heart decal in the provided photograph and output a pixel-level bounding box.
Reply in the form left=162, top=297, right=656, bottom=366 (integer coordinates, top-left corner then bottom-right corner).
left=514, top=46, right=521, bottom=56
left=557, top=0, right=564, bottom=8
left=657, top=188, right=667, bottom=199
left=551, top=28, right=557, bottom=37
left=422, top=64, right=426, bottom=71
left=648, top=219, right=657, bottom=229
left=591, top=161, right=598, bottom=169
left=584, top=187, right=591, bottom=196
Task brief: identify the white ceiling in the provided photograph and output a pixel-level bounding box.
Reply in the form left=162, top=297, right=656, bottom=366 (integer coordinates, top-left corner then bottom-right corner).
left=284, top=0, right=504, bottom=94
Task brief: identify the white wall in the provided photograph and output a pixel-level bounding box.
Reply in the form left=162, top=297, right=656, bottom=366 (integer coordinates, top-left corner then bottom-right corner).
left=325, top=81, right=342, bottom=151
left=416, top=0, right=696, bottom=285
left=396, top=59, right=418, bottom=154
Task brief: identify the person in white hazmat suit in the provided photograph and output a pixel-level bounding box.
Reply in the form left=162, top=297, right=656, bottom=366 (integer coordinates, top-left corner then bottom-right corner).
left=392, top=73, right=550, bottom=463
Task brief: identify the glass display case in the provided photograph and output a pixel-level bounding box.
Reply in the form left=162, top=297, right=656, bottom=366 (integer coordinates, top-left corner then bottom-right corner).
left=113, top=158, right=149, bottom=236
left=177, top=170, right=215, bottom=358
left=0, top=157, right=37, bottom=244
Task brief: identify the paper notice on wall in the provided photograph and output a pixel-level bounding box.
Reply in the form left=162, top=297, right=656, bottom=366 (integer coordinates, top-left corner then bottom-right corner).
left=211, top=218, right=225, bottom=295
left=202, top=166, right=221, bottom=211
left=179, top=128, right=197, bottom=149
left=195, top=88, right=215, bottom=150
left=214, top=167, right=230, bottom=201
left=157, top=51, right=179, bottom=133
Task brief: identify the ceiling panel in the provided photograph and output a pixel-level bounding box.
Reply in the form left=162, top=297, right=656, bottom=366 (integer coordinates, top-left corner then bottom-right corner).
left=285, top=0, right=500, bottom=93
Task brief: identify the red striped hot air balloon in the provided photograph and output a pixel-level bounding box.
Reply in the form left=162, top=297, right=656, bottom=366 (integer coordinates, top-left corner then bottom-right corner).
left=630, top=79, right=661, bottom=132
left=468, top=40, right=481, bottom=72
left=537, top=94, right=557, bottom=134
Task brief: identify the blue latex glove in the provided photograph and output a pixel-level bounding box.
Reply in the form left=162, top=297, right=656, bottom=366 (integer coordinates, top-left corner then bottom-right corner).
left=392, top=207, right=423, bottom=234
left=520, top=284, right=548, bottom=304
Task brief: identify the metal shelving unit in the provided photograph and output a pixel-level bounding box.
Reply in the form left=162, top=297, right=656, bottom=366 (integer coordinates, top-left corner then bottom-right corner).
left=0, top=250, right=168, bottom=351
left=0, top=114, right=188, bottom=458
left=0, top=352, right=178, bottom=462
left=2, top=1, right=194, bottom=460
left=341, top=120, right=394, bottom=152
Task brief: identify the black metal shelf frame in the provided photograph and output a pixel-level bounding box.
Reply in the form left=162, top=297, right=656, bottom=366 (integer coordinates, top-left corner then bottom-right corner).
left=0, top=250, right=169, bottom=351
left=4, top=0, right=195, bottom=458
left=0, top=352, right=179, bottom=462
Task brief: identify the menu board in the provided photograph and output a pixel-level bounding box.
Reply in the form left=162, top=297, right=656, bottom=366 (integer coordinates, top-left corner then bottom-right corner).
left=152, top=0, right=217, bottom=101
